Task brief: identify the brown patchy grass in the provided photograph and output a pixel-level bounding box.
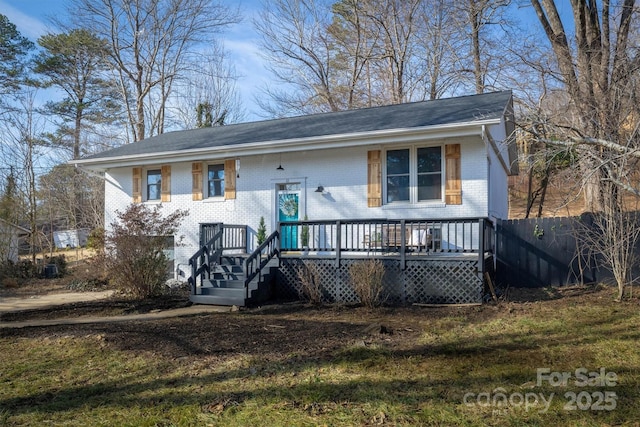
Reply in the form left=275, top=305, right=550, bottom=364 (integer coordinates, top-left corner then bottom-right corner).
left=1, top=284, right=639, bottom=426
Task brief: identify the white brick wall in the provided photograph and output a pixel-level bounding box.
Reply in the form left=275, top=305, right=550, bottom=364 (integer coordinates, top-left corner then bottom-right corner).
left=104, top=136, right=495, bottom=278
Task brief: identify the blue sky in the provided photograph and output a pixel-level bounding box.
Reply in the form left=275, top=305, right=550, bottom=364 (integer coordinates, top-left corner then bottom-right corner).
left=0, top=0, right=270, bottom=121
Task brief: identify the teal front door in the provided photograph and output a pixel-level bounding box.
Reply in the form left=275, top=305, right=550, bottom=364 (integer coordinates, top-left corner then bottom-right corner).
left=278, top=186, right=300, bottom=250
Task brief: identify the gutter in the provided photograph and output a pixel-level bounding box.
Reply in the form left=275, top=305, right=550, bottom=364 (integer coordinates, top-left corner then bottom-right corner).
left=482, top=125, right=511, bottom=175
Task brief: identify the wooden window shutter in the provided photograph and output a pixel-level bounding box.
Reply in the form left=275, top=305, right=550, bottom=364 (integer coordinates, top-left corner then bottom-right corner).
left=161, top=165, right=171, bottom=202
left=224, top=159, right=236, bottom=200
left=192, top=162, right=203, bottom=201
left=132, top=167, right=142, bottom=203
left=367, top=150, right=382, bottom=207
left=445, top=144, right=462, bottom=205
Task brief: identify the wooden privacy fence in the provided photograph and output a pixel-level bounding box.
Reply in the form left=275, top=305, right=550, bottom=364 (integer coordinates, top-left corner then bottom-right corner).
left=494, top=215, right=640, bottom=287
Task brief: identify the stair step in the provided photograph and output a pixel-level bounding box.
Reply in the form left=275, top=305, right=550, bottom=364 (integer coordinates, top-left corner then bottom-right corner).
left=220, top=255, right=248, bottom=266
left=190, top=294, right=246, bottom=306
left=199, top=286, right=245, bottom=297
left=212, top=279, right=245, bottom=289
left=212, top=273, right=243, bottom=281
left=216, top=264, right=244, bottom=274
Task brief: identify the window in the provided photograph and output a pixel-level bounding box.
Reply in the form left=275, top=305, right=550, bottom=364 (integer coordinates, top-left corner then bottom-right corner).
left=385, top=146, right=442, bottom=204
left=386, top=149, right=410, bottom=203
left=417, top=147, right=442, bottom=201
left=208, top=164, right=225, bottom=197
left=147, top=169, right=161, bottom=200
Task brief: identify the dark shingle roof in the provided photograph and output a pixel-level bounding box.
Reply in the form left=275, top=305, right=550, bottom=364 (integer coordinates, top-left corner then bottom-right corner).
left=83, top=91, right=512, bottom=160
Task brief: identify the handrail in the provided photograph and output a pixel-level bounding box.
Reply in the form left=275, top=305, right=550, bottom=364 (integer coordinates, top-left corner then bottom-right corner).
left=244, top=231, right=280, bottom=299
left=188, top=227, right=224, bottom=293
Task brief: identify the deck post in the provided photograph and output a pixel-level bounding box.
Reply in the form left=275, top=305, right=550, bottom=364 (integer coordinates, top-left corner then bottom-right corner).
left=478, top=218, right=485, bottom=278
left=400, top=219, right=406, bottom=269
left=335, top=220, right=341, bottom=268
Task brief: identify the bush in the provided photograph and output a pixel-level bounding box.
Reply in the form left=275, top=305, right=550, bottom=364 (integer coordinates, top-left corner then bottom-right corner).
left=67, top=277, right=109, bottom=292
left=350, top=259, right=386, bottom=308
left=256, top=216, right=267, bottom=245
left=0, top=259, right=38, bottom=281
left=87, top=227, right=105, bottom=252
left=105, top=204, right=188, bottom=299
left=297, top=261, right=322, bottom=305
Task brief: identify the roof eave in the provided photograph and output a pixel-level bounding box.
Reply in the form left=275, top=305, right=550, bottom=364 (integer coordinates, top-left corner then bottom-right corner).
left=71, top=119, right=500, bottom=170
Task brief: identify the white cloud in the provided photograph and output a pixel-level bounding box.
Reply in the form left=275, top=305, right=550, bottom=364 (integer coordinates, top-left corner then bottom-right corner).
left=0, top=0, right=52, bottom=41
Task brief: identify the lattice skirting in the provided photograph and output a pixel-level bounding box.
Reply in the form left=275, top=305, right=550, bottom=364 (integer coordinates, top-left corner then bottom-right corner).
left=277, top=258, right=484, bottom=305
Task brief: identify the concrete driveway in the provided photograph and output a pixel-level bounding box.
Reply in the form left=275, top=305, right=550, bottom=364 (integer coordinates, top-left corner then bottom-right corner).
left=0, top=290, right=116, bottom=313
left=0, top=290, right=229, bottom=328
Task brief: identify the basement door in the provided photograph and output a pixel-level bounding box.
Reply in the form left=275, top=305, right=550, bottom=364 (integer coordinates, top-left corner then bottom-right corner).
left=277, top=183, right=300, bottom=250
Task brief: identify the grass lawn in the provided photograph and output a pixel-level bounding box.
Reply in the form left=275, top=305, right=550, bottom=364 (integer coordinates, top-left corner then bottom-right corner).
left=1, top=285, right=639, bottom=426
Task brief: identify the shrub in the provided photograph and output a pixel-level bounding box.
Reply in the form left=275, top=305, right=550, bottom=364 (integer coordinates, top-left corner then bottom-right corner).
left=87, top=227, right=105, bottom=252
left=301, top=215, right=309, bottom=247
left=0, top=259, right=38, bottom=285
left=297, top=261, right=322, bottom=305
left=1, top=277, right=19, bottom=289
left=105, top=204, right=188, bottom=299
left=350, top=259, right=386, bottom=308
left=67, top=277, right=109, bottom=292
left=256, top=216, right=267, bottom=245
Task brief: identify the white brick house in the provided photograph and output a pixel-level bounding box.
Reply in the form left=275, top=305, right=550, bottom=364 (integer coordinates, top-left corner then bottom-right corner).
left=73, top=91, right=517, bottom=302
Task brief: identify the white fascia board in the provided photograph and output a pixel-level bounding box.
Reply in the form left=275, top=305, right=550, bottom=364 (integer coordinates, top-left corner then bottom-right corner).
left=72, top=119, right=498, bottom=170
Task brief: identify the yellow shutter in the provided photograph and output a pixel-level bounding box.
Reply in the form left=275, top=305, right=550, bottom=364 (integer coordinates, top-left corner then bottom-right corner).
left=445, top=144, right=462, bottom=205
left=132, top=167, right=142, bottom=203
left=161, top=165, right=171, bottom=202
left=192, top=162, right=203, bottom=201
left=224, top=159, right=236, bottom=200
left=367, top=150, right=382, bottom=207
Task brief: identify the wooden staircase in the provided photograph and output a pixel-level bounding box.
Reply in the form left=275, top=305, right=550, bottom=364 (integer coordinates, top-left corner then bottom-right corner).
left=189, top=255, right=278, bottom=306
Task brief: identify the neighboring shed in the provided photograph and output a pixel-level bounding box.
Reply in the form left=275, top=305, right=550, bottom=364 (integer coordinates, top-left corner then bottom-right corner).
left=53, top=228, right=90, bottom=249
left=0, top=220, right=29, bottom=263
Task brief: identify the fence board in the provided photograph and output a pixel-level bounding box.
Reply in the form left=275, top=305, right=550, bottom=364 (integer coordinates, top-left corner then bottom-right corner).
left=496, top=217, right=597, bottom=287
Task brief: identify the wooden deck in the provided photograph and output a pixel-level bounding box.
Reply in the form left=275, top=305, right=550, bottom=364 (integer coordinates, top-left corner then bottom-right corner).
left=189, top=218, right=495, bottom=306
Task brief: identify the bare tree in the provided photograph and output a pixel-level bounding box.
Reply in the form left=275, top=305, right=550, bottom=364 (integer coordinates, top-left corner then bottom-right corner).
left=68, top=0, right=240, bottom=141
left=255, top=0, right=426, bottom=115
left=415, top=0, right=466, bottom=100
left=524, top=1, right=640, bottom=299
left=356, top=0, right=423, bottom=104
left=255, top=0, right=343, bottom=116
left=449, top=0, right=513, bottom=94
left=0, top=91, right=51, bottom=263
left=529, top=0, right=638, bottom=211
left=169, top=42, right=245, bottom=129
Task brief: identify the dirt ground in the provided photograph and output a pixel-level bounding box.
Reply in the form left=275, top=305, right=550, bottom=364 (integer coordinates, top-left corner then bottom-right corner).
left=0, top=277, right=628, bottom=362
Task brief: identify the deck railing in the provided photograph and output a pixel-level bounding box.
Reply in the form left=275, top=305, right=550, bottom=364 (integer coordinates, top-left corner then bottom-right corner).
left=279, top=218, right=493, bottom=252
left=189, top=224, right=248, bottom=293
left=244, top=231, right=280, bottom=299
left=278, top=217, right=494, bottom=268
left=189, top=218, right=494, bottom=298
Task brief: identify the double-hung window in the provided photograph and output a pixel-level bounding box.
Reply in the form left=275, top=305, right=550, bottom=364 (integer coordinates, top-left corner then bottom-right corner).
left=385, top=146, right=442, bottom=204
left=147, top=169, right=161, bottom=201
left=207, top=164, right=225, bottom=198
